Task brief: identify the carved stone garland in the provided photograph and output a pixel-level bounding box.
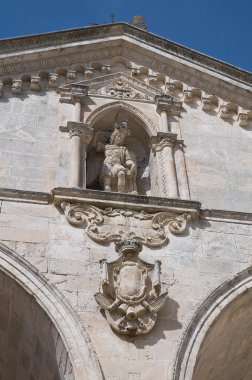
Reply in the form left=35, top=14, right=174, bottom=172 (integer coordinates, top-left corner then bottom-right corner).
left=61, top=202, right=191, bottom=247
left=95, top=239, right=168, bottom=336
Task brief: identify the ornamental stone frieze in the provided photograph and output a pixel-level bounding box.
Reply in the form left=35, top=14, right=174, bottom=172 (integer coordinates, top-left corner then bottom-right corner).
left=52, top=188, right=200, bottom=248
left=59, top=72, right=164, bottom=103
left=94, top=239, right=168, bottom=336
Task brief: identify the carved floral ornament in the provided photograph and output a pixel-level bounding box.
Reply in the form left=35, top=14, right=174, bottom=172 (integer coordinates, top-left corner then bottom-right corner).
left=61, top=202, right=191, bottom=248
left=95, top=238, right=168, bottom=336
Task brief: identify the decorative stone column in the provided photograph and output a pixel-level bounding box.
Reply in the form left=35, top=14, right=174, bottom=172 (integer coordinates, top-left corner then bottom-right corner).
left=155, top=95, right=182, bottom=133
left=59, top=84, right=92, bottom=188
left=67, top=122, right=93, bottom=188
left=174, top=141, right=190, bottom=199
left=151, top=133, right=179, bottom=198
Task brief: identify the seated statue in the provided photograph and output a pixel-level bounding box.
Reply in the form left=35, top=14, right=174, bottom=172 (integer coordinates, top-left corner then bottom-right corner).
left=98, top=121, right=138, bottom=194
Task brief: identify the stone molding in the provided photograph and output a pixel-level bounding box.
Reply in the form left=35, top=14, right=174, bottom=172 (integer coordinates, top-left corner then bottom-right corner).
left=0, top=23, right=250, bottom=86
left=85, top=100, right=158, bottom=135
left=0, top=47, right=251, bottom=114
left=0, top=187, right=252, bottom=224
left=0, top=242, right=103, bottom=380
left=52, top=188, right=200, bottom=216
left=121, top=47, right=252, bottom=110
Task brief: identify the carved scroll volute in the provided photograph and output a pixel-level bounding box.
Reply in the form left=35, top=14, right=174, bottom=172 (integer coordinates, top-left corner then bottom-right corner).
left=61, top=202, right=191, bottom=247
left=61, top=202, right=192, bottom=248
left=94, top=239, right=168, bottom=336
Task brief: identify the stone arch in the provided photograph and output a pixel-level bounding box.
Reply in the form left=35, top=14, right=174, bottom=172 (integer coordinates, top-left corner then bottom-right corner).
left=85, top=100, right=157, bottom=136
left=0, top=242, right=103, bottom=380
left=173, top=267, right=252, bottom=380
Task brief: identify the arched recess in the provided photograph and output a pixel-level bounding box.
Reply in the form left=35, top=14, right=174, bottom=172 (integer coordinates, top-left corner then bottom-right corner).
left=0, top=242, right=103, bottom=380
left=173, top=267, right=252, bottom=380
left=85, top=100, right=157, bottom=137
left=85, top=101, right=155, bottom=195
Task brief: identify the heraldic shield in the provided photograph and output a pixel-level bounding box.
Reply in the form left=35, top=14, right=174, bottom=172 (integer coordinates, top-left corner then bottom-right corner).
left=94, top=239, right=168, bottom=336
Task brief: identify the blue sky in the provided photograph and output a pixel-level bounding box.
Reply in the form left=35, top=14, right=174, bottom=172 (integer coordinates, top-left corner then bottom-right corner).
left=1, top=0, right=251, bottom=72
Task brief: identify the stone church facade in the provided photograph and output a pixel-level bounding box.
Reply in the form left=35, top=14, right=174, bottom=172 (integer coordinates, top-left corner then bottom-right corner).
left=0, top=23, right=251, bottom=379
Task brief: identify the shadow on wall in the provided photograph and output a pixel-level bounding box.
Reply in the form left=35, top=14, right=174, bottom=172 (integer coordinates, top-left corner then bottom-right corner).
left=0, top=271, right=73, bottom=380
left=102, top=297, right=181, bottom=348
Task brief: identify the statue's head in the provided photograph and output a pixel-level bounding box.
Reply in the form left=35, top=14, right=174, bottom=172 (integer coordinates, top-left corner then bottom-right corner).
left=110, top=120, right=130, bottom=145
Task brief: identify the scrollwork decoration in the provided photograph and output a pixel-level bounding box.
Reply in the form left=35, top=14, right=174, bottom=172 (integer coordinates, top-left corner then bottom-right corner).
left=61, top=203, right=191, bottom=247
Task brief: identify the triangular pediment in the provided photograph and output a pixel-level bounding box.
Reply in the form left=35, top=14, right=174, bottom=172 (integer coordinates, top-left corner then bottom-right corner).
left=0, top=23, right=251, bottom=110
left=59, top=72, right=166, bottom=102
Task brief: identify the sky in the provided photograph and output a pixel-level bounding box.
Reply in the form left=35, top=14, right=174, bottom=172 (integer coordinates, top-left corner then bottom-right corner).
left=1, top=0, right=251, bottom=72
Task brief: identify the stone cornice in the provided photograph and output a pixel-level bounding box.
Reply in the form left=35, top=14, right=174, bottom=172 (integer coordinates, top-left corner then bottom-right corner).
left=51, top=188, right=201, bottom=218
left=0, top=188, right=51, bottom=204
left=0, top=23, right=251, bottom=86
left=1, top=187, right=252, bottom=224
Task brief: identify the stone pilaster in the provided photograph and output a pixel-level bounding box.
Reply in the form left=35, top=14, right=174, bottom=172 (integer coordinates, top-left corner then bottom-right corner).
left=155, top=95, right=182, bottom=133
left=151, top=133, right=179, bottom=198
left=174, top=141, right=190, bottom=200
left=68, top=122, right=93, bottom=188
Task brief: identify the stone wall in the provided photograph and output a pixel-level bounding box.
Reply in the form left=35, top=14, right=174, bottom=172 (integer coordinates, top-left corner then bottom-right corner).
left=0, top=199, right=251, bottom=379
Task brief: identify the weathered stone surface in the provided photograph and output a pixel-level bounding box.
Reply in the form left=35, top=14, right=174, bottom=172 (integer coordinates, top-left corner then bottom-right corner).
left=0, top=21, right=251, bottom=380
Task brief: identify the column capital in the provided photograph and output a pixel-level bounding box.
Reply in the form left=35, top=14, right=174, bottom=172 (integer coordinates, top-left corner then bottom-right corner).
left=155, top=94, right=182, bottom=116
left=59, top=84, right=89, bottom=104
left=60, top=122, right=93, bottom=144
left=150, top=132, right=177, bottom=153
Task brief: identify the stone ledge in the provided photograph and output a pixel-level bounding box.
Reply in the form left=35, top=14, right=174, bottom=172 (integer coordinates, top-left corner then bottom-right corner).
left=51, top=187, right=201, bottom=218
left=201, top=209, right=252, bottom=224
left=0, top=188, right=51, bottom=204
left=1, top=187, right=252, bottom=224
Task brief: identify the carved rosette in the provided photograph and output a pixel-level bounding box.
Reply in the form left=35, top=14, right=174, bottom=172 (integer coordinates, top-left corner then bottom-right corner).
left=94, top=239, right=168, bottom=336
left=61, top=202, right=191, bottom=247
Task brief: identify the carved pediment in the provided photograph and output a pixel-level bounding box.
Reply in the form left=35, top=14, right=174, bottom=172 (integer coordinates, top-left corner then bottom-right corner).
left=59, top=72, right=166, bottom=102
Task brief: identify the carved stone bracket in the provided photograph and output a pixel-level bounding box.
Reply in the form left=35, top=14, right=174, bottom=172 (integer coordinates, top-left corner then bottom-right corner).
left=59, top=83, right=89, bottom=104
left=155, top=94, right=182, bottom=116
left=61, top=202, right=191, bottom=247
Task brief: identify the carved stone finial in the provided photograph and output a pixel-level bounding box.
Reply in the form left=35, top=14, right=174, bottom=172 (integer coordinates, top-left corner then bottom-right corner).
left=94, top=238, right=168, bottom=336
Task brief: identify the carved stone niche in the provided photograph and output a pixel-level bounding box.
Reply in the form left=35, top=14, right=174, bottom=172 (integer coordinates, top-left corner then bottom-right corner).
left=86, top=110, right=152, bottom=196
left=95, top=239, right=168, bottom=336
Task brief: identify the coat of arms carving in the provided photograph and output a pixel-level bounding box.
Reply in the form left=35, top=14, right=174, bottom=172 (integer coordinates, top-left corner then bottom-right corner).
left=95, top=239, right=168, bottom=336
